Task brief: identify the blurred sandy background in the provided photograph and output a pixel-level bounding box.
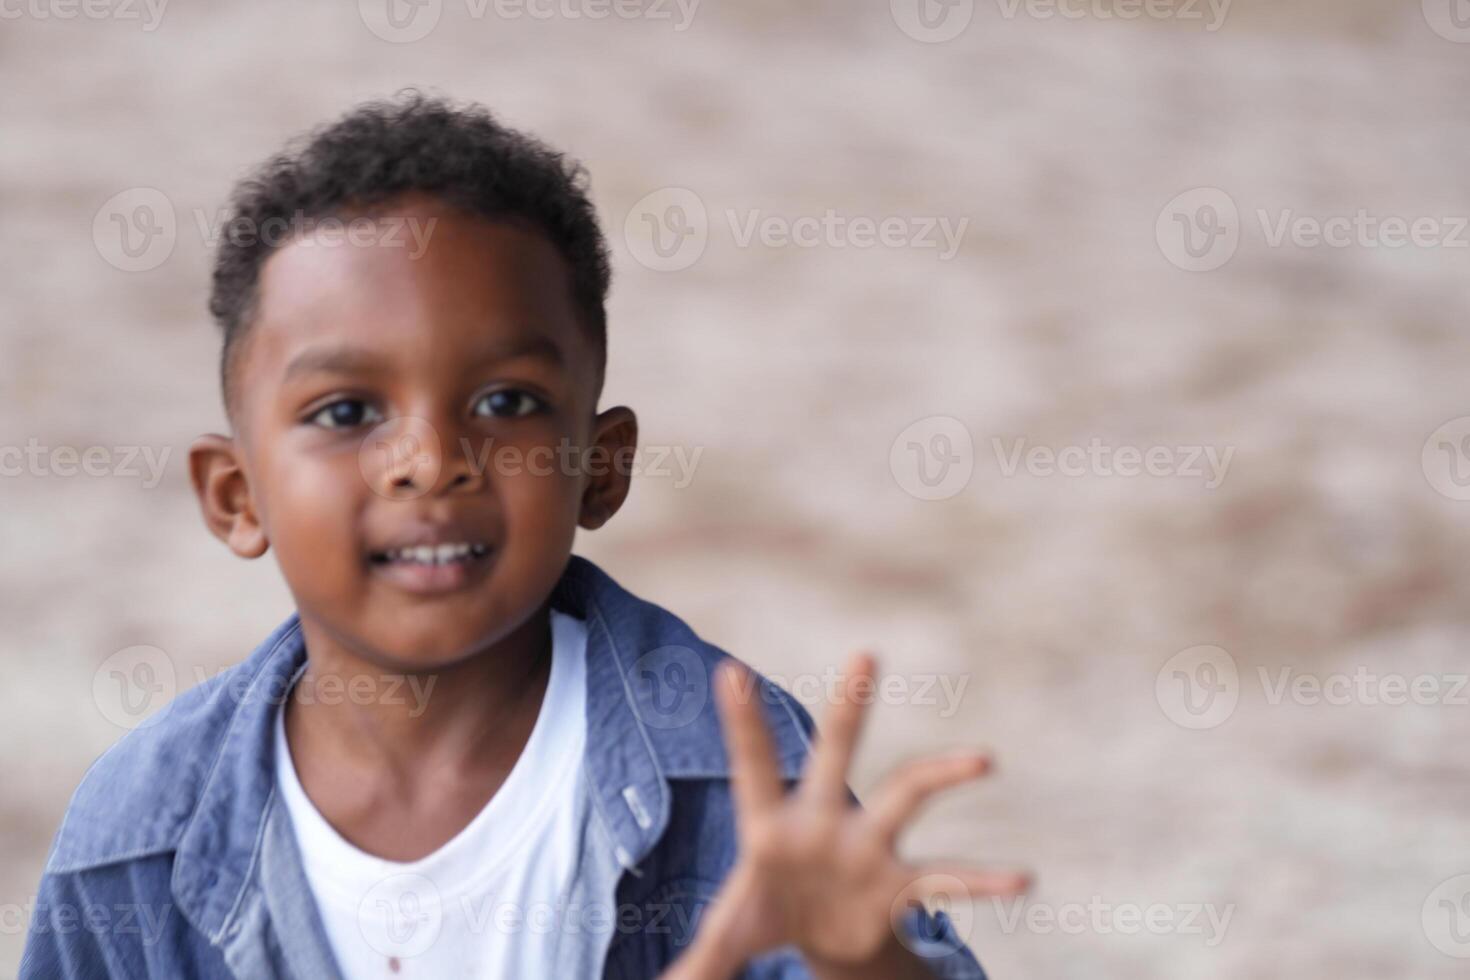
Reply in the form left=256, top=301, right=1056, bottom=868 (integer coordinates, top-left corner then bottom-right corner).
left=3, top=1, right=1470, bottom=976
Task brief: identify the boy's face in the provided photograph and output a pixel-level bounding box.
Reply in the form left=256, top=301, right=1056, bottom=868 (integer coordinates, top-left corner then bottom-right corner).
left=189, top=194, right=635, bottom=672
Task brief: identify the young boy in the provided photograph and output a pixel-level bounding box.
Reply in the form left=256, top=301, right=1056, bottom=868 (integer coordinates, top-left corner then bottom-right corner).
left=21, top=93, right=1023, bottom=979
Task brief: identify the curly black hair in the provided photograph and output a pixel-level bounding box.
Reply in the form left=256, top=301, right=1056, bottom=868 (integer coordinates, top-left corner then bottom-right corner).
left=209, top=90, right=611, bottom=418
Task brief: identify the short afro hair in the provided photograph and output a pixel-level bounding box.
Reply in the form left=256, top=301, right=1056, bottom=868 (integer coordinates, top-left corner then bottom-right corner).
left=209, top=90, right=611, bottom=418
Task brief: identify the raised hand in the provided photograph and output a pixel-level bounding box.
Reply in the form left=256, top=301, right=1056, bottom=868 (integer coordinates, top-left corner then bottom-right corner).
left=665, top=653, right=1028, bottom=980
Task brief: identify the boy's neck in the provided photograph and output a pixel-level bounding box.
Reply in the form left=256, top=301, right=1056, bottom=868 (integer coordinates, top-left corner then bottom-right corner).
left=287, top=601, right=555, bottom=783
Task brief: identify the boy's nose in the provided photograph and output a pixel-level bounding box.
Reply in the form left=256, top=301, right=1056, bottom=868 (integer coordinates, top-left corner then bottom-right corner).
left=365, top=415, right=487, bottom=500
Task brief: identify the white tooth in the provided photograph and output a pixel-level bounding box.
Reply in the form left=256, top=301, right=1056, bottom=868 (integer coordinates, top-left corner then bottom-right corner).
left=412, top=546, right=435, bottom=564
left=454, top=543, right=470, bottom=557
left=433, top=544, right=457, bottom=564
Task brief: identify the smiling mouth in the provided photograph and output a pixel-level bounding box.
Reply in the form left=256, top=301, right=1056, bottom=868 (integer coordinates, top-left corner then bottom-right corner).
left=368, top=542, right=492, bottom=567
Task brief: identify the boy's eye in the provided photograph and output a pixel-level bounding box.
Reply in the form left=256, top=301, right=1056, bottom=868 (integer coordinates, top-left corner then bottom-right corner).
left=308, top=399, right=384, bottom=430
left=474, top=389, right=545, bottom=419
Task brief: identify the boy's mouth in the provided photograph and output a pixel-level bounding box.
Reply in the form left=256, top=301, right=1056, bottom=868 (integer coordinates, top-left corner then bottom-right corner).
left=368, top=542, right=491, bottom=566
left=367, top=541, right=494, bottom=595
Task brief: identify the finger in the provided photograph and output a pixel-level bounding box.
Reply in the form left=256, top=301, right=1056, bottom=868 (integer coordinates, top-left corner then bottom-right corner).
left=799, top=651, right=876, bottom=804
left=869, top=752, right=993, bottom=845
left=900, top=866, right=1032, bottom=903
left=714, top=660, right=784, bottom=816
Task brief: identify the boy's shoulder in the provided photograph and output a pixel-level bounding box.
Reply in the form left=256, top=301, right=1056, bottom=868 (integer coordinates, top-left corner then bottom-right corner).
left=554, top=555, right=816, bottom=781
left=45, top=614, right=303, bottom=876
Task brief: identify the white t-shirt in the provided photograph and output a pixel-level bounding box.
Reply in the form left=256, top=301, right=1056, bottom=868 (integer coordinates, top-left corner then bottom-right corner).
left=273, top=610, right=590, bottom=980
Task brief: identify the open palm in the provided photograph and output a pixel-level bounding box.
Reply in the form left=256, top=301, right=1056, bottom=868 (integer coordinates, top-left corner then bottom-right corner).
left=681, top=653, right=1028, bottom=978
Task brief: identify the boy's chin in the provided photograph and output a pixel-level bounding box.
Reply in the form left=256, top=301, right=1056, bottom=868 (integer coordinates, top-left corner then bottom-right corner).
left=354, top=627, right=502, bottom=675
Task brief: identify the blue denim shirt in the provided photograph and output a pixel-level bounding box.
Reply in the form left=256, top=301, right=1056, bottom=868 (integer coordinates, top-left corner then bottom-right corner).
left=21, top=555, right=987, bottom=979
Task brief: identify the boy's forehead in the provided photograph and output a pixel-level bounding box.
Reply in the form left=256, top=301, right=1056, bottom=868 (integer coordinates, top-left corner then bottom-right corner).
left=238, top=199, right=594, bottom=399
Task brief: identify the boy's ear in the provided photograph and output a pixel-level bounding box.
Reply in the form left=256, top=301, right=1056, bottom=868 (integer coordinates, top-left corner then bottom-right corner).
left=578, top=406, right=638, bottom=531
left=188, top=434, right=269, bottom=559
